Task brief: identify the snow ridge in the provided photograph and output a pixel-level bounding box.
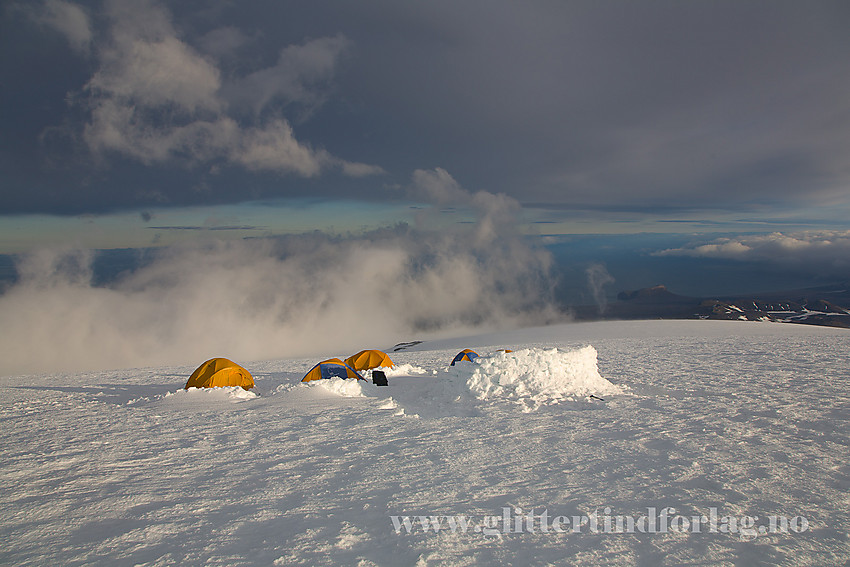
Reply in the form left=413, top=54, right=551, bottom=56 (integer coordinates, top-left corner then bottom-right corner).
left=163, top=386, right=258, bottom=403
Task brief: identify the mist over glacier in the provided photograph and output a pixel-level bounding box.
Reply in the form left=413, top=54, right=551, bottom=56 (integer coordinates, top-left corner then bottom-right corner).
left=0, top=221, right=556, bottom=375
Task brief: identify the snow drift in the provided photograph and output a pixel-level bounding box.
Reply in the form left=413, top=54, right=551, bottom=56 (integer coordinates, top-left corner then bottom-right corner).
left=162, top=386, right=258, bottom=404
left=313, top=377, right=367, bottom=397
left=461, top=346, right=622, bottom=410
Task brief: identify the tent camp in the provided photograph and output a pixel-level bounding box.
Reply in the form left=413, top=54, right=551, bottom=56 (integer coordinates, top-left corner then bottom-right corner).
left=345, top=349, right=394, bottom=371
left=450, top=349, right=479, bottom=365
left=185, top=358, right=255, bottom=390
left=302, top=358, right=365, bottom=382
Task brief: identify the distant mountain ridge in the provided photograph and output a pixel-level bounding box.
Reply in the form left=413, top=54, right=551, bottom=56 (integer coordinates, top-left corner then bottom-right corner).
left=573, top=283, right=850, bottom=329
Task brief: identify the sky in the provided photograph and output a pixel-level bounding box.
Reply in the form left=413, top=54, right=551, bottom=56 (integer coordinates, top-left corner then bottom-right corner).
left=2, top=1, right=850, bottom=373
left=2, top=1, right=850, bottom=287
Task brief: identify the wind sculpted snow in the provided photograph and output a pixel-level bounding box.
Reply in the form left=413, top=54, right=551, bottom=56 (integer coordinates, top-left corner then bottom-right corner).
left=1, top=320, right=848, bottom=565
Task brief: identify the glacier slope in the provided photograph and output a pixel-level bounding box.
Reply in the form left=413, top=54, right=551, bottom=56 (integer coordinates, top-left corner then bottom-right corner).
left=1, top=320, right=848, bottom=566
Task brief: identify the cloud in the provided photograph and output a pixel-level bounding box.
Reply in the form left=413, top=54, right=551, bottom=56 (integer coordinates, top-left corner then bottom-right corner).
left=32, top=0, right=92, bottom=54
left=7, top=1, right=849, bottom=216
left=333, top=1, right=850, bottom=210
left=410, top=167, right=470, bottom=206
left=196, top=26, right=252, bottom=59
left=0, top=224, right=557, bottom=375
left=75, top=0, right=381, bottom=179
left=654, top=231, right=850, bottom=277
left=223, top=35, right=350, bottom=115
left=232, top=119, right=326, bottom=176
left=408, top=167, right=524, bottom=247
left=585, top=263, right=615, bottom=314
left=87, top=1, right=221, bottom=112
left=655, top=240, right=752, bottom=259
left=339, top=161, right=386, bottom=177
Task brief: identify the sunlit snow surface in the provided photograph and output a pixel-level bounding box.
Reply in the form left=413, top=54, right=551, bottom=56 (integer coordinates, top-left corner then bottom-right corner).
left=2, top=320, right=849, bottom=566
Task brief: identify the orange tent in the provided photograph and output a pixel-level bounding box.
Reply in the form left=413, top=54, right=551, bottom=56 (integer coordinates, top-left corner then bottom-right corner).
left=185, top=358, right=254, bottom=390
left=344, top=349, right=394, bottom=371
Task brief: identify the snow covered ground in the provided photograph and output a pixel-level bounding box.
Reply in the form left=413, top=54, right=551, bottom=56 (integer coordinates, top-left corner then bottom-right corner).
left=1, top=320, right=848, bottom=566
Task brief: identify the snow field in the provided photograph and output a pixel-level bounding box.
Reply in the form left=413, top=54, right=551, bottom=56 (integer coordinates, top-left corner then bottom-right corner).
left=1, top=320, right=848, bottom=566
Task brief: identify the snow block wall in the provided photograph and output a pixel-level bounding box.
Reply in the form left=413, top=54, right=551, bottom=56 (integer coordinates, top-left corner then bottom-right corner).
left=463, top=346, right=622, bottom=410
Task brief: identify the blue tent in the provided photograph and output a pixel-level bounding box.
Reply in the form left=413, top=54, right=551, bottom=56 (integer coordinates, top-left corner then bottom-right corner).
left=302, top=358, right=365, bottom=382
left=450, top=349, right=479, bottom=366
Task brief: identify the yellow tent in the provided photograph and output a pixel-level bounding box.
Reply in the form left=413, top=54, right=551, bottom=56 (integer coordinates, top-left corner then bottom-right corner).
left=302, top=358, right=364, bottom=382
left=185, top=358, right=255, bottom=390
left=344, top=349, right=394, bottom=371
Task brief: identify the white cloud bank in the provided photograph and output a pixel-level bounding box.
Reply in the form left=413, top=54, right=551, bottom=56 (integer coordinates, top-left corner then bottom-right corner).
left=654, top=231, right=850, bottom=275
left=0, top=234, right=555, bottom=375
left=0, top=171, right=556, bottom=375
left=41, top=0, right=382, bottom=177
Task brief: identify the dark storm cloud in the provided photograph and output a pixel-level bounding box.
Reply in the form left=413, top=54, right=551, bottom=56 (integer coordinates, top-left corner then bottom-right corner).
left=2, top=0, right=849, bottom=215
